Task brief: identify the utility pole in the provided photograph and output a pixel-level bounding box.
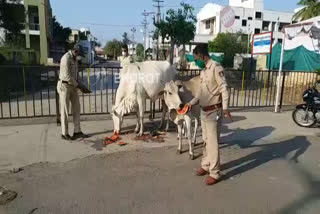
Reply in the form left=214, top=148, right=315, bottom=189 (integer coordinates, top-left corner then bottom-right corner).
left=142, top=10, right=148, bottom=53
left=131, top=27, right=136, bottom=56
left=153, top=0, right=163, bottom=60
left=142, top=10, right=155, bottom=59
left=148, top=30, right=154, bottom=59
left=247, top=24, right=251, bottom=54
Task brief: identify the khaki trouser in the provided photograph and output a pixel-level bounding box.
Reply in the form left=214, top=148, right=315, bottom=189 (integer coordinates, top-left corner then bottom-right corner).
left=200, top=109, right=222, bottom=179
left=57, top=81, right=81, bottom=136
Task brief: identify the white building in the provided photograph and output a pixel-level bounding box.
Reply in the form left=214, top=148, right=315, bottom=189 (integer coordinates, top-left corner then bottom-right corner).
left=194, top=0, right=294, bottom=44
left=77, top=28, right=96, bottom=65
left=128, top=43, right=136, bottom=56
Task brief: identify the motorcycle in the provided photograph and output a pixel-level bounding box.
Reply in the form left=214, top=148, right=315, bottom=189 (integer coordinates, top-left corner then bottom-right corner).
left=292, top=81, right=320, bottom=127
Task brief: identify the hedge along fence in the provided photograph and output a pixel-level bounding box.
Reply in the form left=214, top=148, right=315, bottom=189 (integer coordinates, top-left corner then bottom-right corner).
left=0, top=48, right=40, bottom=65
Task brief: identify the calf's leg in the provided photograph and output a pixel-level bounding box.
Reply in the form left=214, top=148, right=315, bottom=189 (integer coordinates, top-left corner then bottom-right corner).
left=185, top=117, right=194, bottom=160
left=159, top=99, right=168, bottom=130
left=177, top=124, right=183, bottom=154
left=192, top=118, right=199, bottom=145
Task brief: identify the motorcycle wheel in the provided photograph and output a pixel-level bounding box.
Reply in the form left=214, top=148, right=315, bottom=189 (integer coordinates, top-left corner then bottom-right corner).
left=292, top=108, right=316, bottom=127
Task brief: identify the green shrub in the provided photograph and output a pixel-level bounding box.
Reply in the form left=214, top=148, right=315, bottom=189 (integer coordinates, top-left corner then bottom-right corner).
left=0, top=48, right=39, bottom=65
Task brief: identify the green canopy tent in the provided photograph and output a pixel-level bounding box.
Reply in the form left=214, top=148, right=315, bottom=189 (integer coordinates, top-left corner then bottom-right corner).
left=267, top=43, right=320, bottom=71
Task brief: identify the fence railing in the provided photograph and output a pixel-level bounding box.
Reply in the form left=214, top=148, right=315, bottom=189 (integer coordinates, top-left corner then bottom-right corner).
left=224, top=69, right=319, bottom=108
left=0, top=65, right=319, bottom=120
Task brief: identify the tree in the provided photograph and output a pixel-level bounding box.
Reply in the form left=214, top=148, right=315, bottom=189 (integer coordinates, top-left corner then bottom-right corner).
left=152, top=24, right=166, bottom=60
left=122, top=32, right=130, bottom=45
left=136, top=43, right=144, bottom=62
left=154, top=2, right=196, bottom=64
left=0, top=0, right=25, bottom=46
left=104, top=39, right=122, bottom=59
left=94, top=41, right=102, bottom=47
left=293, top=0, right=320, bottom=21
left=208, top=32, right=248, bottom=68
left=52, top=16, right=71, bottom=49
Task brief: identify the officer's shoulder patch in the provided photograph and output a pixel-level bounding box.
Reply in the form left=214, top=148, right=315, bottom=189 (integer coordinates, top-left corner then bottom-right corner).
left=219, top=70, right=225, bottom=77
left=215, top=65, right=224, bottom=77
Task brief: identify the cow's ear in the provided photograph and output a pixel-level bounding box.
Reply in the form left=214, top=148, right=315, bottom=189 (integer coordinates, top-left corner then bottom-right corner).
left=158, top=91, right=165, bottom=96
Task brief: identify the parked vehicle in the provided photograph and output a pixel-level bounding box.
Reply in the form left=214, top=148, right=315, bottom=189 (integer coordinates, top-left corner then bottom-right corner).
left=292, top=81, right=320, bottom=127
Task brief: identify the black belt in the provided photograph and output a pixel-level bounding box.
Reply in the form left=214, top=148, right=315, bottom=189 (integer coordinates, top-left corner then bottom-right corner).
left=202, top=103, right=222, bottom=112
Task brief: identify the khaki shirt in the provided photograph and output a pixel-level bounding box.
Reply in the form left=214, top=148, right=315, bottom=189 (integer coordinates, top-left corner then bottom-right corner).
left=190, top=59, right=229, bottom=110
left=59, top=51, right=78, bottom=87
left=119, top=56, right=133, bottom=68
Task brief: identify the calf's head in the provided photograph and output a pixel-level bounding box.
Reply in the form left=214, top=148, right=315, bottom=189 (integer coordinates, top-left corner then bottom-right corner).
left=159, top=81, right=184, bottom=111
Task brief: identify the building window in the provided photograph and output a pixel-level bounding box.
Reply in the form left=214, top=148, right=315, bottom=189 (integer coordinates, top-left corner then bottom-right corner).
left=205, top=20, right=210, bottom=29
left=34, top=16, right=39, bottom=24
left=28, top=5, right=40, bottom=30
left=235, top=16, right=240, bottom=19
left=255, top=28, right=261, bottom=34
left=248, top=17, right=253, bottom=20
left=242, top=20, right=247, bottom=27
left=255, top=12, right=262, bottom=19
left=262, top=21, right=270, bottom=31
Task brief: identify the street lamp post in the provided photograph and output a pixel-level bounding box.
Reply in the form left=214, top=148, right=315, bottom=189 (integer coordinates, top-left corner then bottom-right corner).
left=142, top=10, right=156, bottom=60
left=131, top=27, right=136, bottom=56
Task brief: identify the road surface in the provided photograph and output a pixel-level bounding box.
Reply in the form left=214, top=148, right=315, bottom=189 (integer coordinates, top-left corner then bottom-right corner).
left=0, top=111, right=320, bottom=213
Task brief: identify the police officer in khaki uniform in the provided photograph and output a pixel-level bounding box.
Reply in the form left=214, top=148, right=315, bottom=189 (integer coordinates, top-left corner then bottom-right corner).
left=119, top=44, right=133, bottom=68
left=186, top=44, right=232, bottom=185
left=57, top=44, right=89, bottom=140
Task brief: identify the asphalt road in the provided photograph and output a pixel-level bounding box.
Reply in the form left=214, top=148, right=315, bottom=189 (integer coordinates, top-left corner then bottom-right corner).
left=1, top=135, right=320, bottom=214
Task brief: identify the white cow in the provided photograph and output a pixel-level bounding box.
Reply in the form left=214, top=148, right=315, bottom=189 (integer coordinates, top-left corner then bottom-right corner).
left=160, top=77, right=201, bottom=159
left=112, top=61, right=178, bottom=136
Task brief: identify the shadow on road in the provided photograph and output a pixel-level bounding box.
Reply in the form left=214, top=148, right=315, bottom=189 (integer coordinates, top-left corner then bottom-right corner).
left=277, top=162, right=320, bottom=214
left=221, top=136, right=311, bottom=180
left=220, top=126, right=276, bottom=149
left=77, top=138, right=105, bottom=151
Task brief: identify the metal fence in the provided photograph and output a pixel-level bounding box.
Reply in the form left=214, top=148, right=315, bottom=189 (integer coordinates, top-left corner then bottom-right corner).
left=224, top=69, right=319, bottom=108
left=0, top=65, right=319, bottom=120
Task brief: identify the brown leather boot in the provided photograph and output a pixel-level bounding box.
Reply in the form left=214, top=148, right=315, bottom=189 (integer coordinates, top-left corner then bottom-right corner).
left=196, top=168, right=208, bottom=176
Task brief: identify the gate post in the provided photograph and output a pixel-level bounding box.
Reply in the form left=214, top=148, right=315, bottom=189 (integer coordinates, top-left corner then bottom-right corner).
left=152, top=102, right=156, bottom=119
left=279, top=71, right=286, bottom=111
left=55, top=68, right=60, bottom=126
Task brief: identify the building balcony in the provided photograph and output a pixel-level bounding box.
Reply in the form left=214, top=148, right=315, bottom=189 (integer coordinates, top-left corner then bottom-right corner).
left=21, top=23, right=40, bottom=36
left=193, top=34, right=216, bottom=43
left=6, top=0, right=24, bottom=4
